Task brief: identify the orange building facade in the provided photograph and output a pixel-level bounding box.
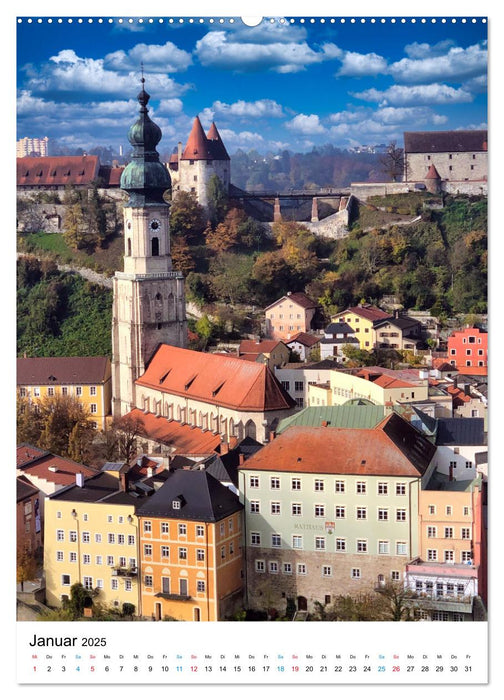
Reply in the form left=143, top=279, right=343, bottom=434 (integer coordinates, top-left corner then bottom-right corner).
left=447, top=327, right=488, bottom=376
left=137, top=470, right=244, bottom=621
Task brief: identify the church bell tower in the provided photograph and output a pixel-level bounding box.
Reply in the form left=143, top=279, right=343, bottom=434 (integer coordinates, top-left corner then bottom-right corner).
left=112, top=76, right=187, bottom=418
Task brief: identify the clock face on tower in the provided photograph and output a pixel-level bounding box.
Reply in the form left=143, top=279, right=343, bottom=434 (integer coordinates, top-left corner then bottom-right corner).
left=149, top=218, right=161, bottom=231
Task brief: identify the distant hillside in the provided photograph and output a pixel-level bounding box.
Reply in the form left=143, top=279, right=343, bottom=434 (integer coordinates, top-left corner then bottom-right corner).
left=229, top=146, right=385, bottom=191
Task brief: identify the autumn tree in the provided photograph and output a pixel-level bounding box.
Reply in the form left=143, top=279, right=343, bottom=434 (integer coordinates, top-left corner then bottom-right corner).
left=17, top=545, right=39, bottom=592
left=62, top=201, right=86, bottom=249
left=17, top=394, right=95, bottom=462
left=171, top=235, right=195, bottom=276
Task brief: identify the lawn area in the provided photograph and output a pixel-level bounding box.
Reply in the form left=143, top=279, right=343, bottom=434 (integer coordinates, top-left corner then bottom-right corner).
left=18, top=231, right=123, bottom=276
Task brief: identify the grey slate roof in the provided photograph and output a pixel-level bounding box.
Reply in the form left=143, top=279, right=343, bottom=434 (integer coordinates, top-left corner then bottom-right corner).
left=135, top=469, right=242, bottom=521
left=324, top=322, right=355, bottom=335
left=435, top=417, right=485, bottom=446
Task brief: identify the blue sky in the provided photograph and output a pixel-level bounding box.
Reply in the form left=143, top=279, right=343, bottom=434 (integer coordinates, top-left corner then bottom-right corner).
left=16, top=15, right=488, bottom=154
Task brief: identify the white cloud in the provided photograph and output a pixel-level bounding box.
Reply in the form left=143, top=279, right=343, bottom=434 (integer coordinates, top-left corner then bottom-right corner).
left=388, top=42, right=487, bottom=84
left=26, top=50, right=190, bottom=98
left=158, top=98, right=184, bottom=115
left=208, top=99, right=284, bottom=119
left=353, top=83, right=473, bottom=107
left=286, top=113, right=326, bottom=135
left=104, top=41, right=192, bottom=73
left=404, top=40, right=456, bottom=59
left=194, top=30, right=335, bottom=73
left=337, top=51, right=388, bottom=77
left=218, top=128, right=264, bottom=145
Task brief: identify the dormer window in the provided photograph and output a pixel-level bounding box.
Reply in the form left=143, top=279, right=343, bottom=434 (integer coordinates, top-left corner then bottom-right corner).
left=172, top=500, right=181, bottom=510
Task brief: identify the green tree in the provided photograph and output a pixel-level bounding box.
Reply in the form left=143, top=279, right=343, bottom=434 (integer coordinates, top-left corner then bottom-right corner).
left=169, top=191, right=207, bottom=243
left=86, top=184, right=107, bottom=248
left=206, top=174, right=229, bottom=226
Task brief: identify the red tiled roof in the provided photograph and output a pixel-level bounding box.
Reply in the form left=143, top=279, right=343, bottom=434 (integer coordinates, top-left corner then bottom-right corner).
left=16, top=444, right=47, bottom=468
left=239, top=339, right=286, bottom=354
left=17, top=356, right=110, bottom=386
left=265, top=292, right=317, bottom=311
left=181, top=116, right=214, bottom=160
left=136, top=345, right=295, bottom=412
left=98, top=165, right=124, bottom=186
left=17, top=449, right=98, bottom=487
left=345, top=305, right=392, bottom=322
left=371, top=374, right=417, bottom=389
left=285, top=332, right=320, bottom=347
left=17, top=156, right=100, bottom=187
left=124, top=408, right=223, bottom=454
left=241, top=416, right=433, bottom=477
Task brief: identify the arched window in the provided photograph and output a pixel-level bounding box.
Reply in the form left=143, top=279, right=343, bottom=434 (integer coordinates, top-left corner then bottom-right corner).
left=127, top=238, right=132, bottom=256
left=151, top=237, right=159, bottom=256
left=245, top=420, right=256, bottom=440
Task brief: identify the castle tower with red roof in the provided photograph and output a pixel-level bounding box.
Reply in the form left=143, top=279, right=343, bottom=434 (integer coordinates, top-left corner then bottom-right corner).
left=112, top=77, right=187, bottom=418
left=168, top=116, right=230, bottom=208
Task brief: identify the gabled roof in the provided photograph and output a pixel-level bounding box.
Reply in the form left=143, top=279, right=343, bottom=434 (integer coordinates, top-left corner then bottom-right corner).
left=17, top=156, right=100, bottom=187
left=16, top=446, right=98, bottom=488
left=239, top=339, right=287, bottom=355
left=136, top=345, right=295, bottom=412
left=17, top=356, right=110, bottom=386
left=265, top=292, right=318, bottom=311
left=285, top=332, right=320, bottom=348
left=404, top=130, right=488, bottom=154
left=135, top=469, right=242, bottom=521
left=123, top=408, right=223, bottom=454
left=241, top=413, right=435, bottom=477
left=334, top=305, right=392, bottom=323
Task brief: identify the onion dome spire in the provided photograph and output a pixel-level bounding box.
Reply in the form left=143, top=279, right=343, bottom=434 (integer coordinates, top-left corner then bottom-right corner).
left=120, top=67, right=171, bottom=206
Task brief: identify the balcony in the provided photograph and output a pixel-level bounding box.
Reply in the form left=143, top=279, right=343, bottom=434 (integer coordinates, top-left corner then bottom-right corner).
left=111, top=566, right=138, bottom=578
left=154, top=592, right=191, bottom=601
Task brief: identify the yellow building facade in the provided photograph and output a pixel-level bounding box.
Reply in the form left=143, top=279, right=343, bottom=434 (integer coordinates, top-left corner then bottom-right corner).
left=17, top=356, right=112, bottom=430
left=44, top=470, right=141, bottom=614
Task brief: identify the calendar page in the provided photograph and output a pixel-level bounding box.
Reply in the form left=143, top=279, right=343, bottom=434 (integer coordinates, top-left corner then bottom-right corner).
left=12, top=0, right=493, bottom=693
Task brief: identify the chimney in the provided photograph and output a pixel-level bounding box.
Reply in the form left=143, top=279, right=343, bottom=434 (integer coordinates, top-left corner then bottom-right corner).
left=76, top=472, right=84, bottom=488
left=269, top=431, right=276, bottom=441
left=119, top=471, right=128, bottom=492
left=321, top=421, right=328, bottom=427
left=239, top=453, right=245, bottom=466
left=147, top=467, right=153, bottom=478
